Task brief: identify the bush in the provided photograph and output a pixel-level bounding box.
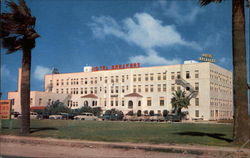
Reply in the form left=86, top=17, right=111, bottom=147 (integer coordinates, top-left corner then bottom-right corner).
left=137, top=110, right=142, bottom=117
left=104, top=108, right=124, bottom=120
left=126, top=110, right=134, bottom=116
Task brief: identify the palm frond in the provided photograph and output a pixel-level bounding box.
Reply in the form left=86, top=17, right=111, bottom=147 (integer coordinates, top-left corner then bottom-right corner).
left=199, top=0, right=224, bottom=6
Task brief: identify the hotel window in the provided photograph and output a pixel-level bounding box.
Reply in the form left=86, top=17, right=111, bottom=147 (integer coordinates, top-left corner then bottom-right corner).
left=91, top=78, right=93, bottom=84
left=76, top=78, right=79, bottom=85
left=138, top=85, right=141, bottom=93
left=138, top=74, right=141, bottom=81
left=195, top=98, right=199, bottom=106
left=126, top=75, right=129, bottom=80
left=186, top=83, right=190, bottom=91
left=160, top=97, right=164, bottom=106
left=150, top=85, right=154, bottom=92
left=128, top=100, right=133, bottom=109
left=126, top=85, right=129, bottom=90
left=80, top=88, right=83, bottom=94
left=122, top=75, right=125, bottom=82
left=85, top=88, right=87, bottom=94
left=147, top=97, right=152, bottom=106
left=100, top=77, right=102, bottom=81
left=105, top=77, right=108, bottom=83
left=85, top=78, right=88, bottom=84
left=76, top=88, right=78, bottom=94
left=195, top=70, right=199, bottom=78
left=157, top=84, right=161, bottom=92
left=115, top=98, right=118, bottom=106
left=115, top=86, right=118, bottom=93
left=66, top=88, right=68, bottom=94
left=116, top=76, right=119, bottom=83
left=104, top=99, right=107, bottom=106
left=90, top=87, right=93, bottom=94
left=157, top=73, right=161, bottom=80
left=138, top=101, right=141, bottom=106
left=195, top=82, right=199, bottom=91
left=30, top=98, right=33, bottom=105
left=111, top=100, right=114, bottom=106
left=195, top=110, right=199, bottom=117
left=71, top=79, right=73, bottom=85
left=177, top=72, right=181, bottom=79
left=56, top=80, right=59, bottom=86
left=81, top=78, right=84, bottom=85
left=100, top=87, right=102, bottom=92
left=39, top=98, right=42, bottom=106
left=56, top=89, right=59, bottom=93
left=150, top=73, right=154, bottom=81
left=94, top=87, right=97, bottom=94
left=163, top=72, right=167, bottom=80
left=48, top=99, right=51, bottom=105
left=171, top=84, right=175, bottom=91
left=61, top=79, right=64, bottom=85
left=145, top=74, right=149, bottom=81
left=122, top=86, right=125, bottom=93
left=133, top=74, right=137, bottom=82
left=111, top=76, right=114, bottom=83
left=171, top=72, right=175, bottom=80
left=95, top=77, right=97, bottom=84
left=163, top=84, right=167, bottom=92
left=145, top=85, right=149, bottom=92
left=122, top=98, right=125, bottom=106
left=66, top=79, right=69, bottom=85
left=61, top=89, right=64, bottom=94
left=186, top=71, right=190, bottom=79
left=133, top=85, right=136, bottom=93
left=111, top=87, right=114, bottom=93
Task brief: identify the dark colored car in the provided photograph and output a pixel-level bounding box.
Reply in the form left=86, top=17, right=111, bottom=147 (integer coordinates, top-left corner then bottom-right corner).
left=102, top=114, right=123, bottom=121
left=165, top=114, right=181, bottom=122
left=61, top=113, right=76, bottom=120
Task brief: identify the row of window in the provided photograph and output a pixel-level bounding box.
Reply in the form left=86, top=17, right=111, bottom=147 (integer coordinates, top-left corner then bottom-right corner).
left=210, top=82, right=232, bottom=94
left=210, top=110, right=232, bottom=118
left=210, top=70, right=232, bottom=85
left=52, top=70, right=200, bottom=87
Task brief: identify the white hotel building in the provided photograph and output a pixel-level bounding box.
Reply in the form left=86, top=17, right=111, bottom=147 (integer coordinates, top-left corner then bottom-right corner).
left=8, top=61, right=233, bottom=120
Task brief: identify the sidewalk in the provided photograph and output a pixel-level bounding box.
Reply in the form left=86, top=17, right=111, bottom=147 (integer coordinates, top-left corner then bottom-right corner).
left=0, top=135, right=249, bottom=157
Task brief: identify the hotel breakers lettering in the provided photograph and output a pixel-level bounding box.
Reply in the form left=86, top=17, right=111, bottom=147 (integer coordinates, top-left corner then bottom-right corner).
left=92, top=63, right=141, bottom=71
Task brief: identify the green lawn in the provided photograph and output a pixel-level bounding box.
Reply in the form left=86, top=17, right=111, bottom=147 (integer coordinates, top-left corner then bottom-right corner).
left=0, top=120, right=234, bottom=147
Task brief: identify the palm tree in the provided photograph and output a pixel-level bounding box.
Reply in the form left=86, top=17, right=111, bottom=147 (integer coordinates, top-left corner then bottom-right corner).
left=0, top=0, right=39, bottom=134
left=171, top=90, right=190, bottom=117
left=199, top=0, right=249, bottom=144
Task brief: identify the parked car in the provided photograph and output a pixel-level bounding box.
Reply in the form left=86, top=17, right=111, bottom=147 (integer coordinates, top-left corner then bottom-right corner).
left=149, top=114, right=165, bottom=122
left=138, top=115, right=150, bottom=121
left=17, top=112, right=38, bottom=119
left=165, top=114, right=181, bottom=122
left=102, top=114, right=122, bottom=121
left=49, top=115, right=63, bottom=120
left=74, top=113, right=98, bottom=120
left=61, top=113, right=75, bottom=120
left=11, top=112, right=20, bottom=119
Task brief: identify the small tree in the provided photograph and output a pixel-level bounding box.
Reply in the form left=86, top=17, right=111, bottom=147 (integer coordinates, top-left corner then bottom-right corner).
left=171, top=90, right=190, bottom=117
left=149, top=110, right=154, bottom=116
left=44, top=101, right=70, bottom=115
left=104, top=108, right=124, bottom=120
left=163, top=110, right=169, bottom=117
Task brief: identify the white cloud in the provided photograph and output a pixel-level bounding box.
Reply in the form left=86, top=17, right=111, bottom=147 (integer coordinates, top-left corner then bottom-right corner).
left=34, top=65, right=51, bottom=81
left=154, top=1, right=203, bottom=24
left=129, top=49, right=181, bottom=66
left=219, top=57, right=230, bottom=64
left=90, top=13, right=201, bottom=51
left=1, top=65, right=11, bottom=78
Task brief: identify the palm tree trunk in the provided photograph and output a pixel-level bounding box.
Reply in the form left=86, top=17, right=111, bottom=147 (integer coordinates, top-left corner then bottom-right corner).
left=232, top=0, right=249, bottom=144
left=20, top=47, right=31, bottom=134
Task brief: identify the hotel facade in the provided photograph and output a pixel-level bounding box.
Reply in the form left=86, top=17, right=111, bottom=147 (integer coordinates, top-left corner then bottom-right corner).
left=8, top=61, right=233, bottom=120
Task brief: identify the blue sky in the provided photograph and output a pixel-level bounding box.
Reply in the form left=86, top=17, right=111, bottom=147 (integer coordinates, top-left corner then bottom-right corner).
left=1, top=0, right=249, bottom=107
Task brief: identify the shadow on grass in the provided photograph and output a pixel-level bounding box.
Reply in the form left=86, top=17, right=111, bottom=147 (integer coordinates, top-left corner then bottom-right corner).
left=30, top=127, right=58, bottom=133
left=175, top=132, right=233, bottom=143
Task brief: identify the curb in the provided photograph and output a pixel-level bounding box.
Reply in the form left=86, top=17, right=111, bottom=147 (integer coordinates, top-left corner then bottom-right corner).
left=0, top=135, right=249, bottom=157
